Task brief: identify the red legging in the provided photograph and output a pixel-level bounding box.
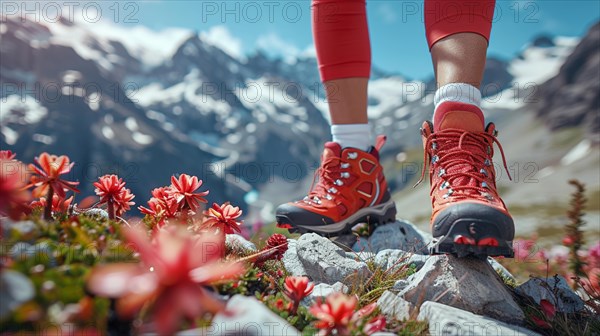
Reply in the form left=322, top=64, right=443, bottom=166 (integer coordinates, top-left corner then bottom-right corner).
left=312, top=0, right=495, bottom=82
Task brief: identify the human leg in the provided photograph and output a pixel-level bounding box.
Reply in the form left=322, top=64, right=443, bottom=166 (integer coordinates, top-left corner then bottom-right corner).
left=275, top=0, right=396, bottom=236
left=421, top=0, right=514, bottom=257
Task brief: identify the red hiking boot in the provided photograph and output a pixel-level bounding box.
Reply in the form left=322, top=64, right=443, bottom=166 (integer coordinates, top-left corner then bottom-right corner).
left=417, top=110, right=515, bottom=258
left=276, top=135, right=397, bottom=236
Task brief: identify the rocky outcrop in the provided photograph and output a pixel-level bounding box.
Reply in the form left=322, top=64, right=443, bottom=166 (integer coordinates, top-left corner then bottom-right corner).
left=352, top=220, right=430, bottom=254
left=515, top=275, right=585, bottom=313
left=207, top=295, right=300, bottom=336
left=391, top=255, right=524, bottom=324
left=295, top=233, right=372, bottom=285
left=535, top=22, right=600, bottom=142
left=418, top=302, right=541, bottom=336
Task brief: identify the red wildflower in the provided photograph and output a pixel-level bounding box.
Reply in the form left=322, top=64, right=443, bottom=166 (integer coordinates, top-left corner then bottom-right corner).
left=363, top=316, right=386, bottom=335
left=30, top=194, right=73, bottom=213
left=310, top=293, right=358, bottom=335
left=28, top=153, right=80, bottom=198
left=275, top=298, right=286, bottom=311
left=352, top=302, right=377, bottom=320
left=0, top=159, right=30, bottom=218
left=562, top=236, right=574, bottom=246
left=265, top=233, right=288, bottom=260
left=531, top=299, right=556, bottom=329
left=93, top=175, right=135, bottom=219
left=284, top=276, right=314, bottom=303
left=94, top=175, right=125, bottom=203
left=139, top=187, right=178, bottom=219
left=114, top=187, right=135, bottom=217
left=28, top=153, right=79, bottom=220
left=169, top=174, right=209, bottom=211
left=284, top=275, right=314, bottom=315
left=202, top=202, right=243, bottom=234
left=87, top=226, right=244, bottom=335
left=540, top=299, right=556, bottom=319
left=0, top=150, right=16, bottom=160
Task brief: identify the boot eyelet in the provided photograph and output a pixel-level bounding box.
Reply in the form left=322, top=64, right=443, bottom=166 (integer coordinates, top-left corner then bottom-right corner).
left=431, top=155, right=439, bottom=164
left=341, top=163, right=350, bottom=169
left=482, top=181, right=489, bottom=189
left=347, top=152, right=358, bottom=160
left=439, top=181, right=449, bottom=190
left=335, top=179, right=344, bottom=186
left=341, top=172, right=350, bottom=178
left=480, top=168, right=488, bottom=177
left=328, top=187, right=338, bottom=194
left=443, top=189, right=454, bottom=199
left=484, top=159, right=491, bottom=166
left=438, top=168, right=445, bottom=177
left=431, top=142, right=437, bottom=150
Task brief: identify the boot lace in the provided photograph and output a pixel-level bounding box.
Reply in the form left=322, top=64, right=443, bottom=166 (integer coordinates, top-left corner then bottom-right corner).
left=415, top=128, right=511, bottom=201
left=304, top=155, right=355, bottom=206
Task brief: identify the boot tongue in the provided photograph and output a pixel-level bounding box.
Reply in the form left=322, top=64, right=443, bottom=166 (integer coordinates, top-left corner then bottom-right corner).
left=435, top=110, right=485, bottom=133
left=322, top=142, right=342, bottom=160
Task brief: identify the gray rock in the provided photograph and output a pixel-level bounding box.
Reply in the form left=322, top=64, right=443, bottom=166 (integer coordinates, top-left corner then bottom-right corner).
left=0, top=270, right=35, bottom=319
left=374, top=249, right=429, bottom=272
left=377, top=290, right=415, bottom=321
left=9, top=242, right=33, bottom=261
left=8, top=241, right=56, bottom=266
left=352, top=220, right=428, bottom=254
left=84, top=208, right=109, bottom=219
left=296, top=233, right=372, bottom=285
left=488, top=257, right=516, bottom=284
left=207, top=295, right=300, bottom=336
left=418, top=301, right=541, bottom=336
left=302, top=282, right=348, bottom=306
left=344, top=251, right=376, bottom=262
left=394, top=255, right=524, bottom=324
left=414, top=225, right=434, bottom=246
left=515, top=275, right=585, bottom=313
left=226, top=234, right=257, bottom=251
left=282, top=239, right=307, bottom=276
left=2, top=219, right=37, bottom=239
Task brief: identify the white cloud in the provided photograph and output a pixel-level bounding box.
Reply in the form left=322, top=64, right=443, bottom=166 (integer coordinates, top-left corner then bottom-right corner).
left=256, top=32, right=302, bottom=63
left=200, top=25, right=244, bottom=60
left=300, top=44, right=316, bottom=58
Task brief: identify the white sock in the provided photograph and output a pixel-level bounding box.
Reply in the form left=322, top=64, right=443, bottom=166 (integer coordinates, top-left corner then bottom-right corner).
left=433, top=83, right=482, bottom=116
left=331, top=123, right=372, bottom=151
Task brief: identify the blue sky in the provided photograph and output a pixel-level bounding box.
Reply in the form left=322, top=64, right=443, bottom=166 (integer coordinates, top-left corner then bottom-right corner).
left=117, top=1, right=599, bottom=79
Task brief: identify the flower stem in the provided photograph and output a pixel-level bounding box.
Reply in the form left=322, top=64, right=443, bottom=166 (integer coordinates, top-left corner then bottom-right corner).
left=44, top=186, right=54, bottom=221
left=291, top=300, right=300, bottom=315
left=107, top=199, right=115, bottom=220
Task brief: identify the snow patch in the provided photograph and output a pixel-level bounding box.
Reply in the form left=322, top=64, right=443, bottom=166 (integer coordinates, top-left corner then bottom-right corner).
left=125, top=117, right=139, bottom=132
left=561, top=139, right=591, bottom=166
left=102, top=126, right=114, bottom=139
left=32, top=134, right=54, bottom=145
left=200, top=25, right=244, bottom=61
left=132, top=132, right=153, bottom=145
left=368, top=78, right=421, bottom=118
left=1, top=127, right=18, bottom=145
left=0, top=95, right=48, bottom=124
left=510, top=36, right=579, bottom=84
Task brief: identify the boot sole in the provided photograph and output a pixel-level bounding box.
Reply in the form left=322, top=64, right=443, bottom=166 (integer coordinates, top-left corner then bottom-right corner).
left=276, top=198, right=397, bottom=237
left=430, top=218, right=514, bottom=259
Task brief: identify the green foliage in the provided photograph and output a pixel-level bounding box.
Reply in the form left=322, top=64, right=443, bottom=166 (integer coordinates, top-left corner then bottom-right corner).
left=0, top=213, right=131, bottom=333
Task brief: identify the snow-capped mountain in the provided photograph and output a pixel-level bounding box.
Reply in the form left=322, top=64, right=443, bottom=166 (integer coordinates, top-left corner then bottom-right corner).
left=1, top=14, right=598, bottom=225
